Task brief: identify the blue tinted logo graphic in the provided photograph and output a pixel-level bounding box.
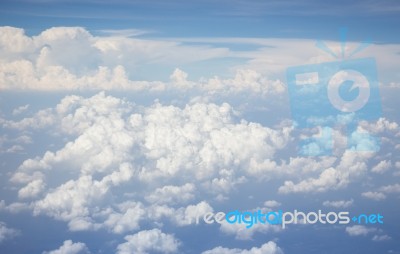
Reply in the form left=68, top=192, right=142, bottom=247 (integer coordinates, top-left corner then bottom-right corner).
left=286, top=29, right=381, bottom=155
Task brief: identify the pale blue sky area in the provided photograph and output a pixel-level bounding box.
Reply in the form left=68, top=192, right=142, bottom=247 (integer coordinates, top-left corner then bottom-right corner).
left=1, top=0, right=399, bottom=42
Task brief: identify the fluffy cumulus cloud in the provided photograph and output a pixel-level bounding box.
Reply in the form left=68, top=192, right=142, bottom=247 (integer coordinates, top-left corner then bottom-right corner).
left=360, top=183, right=400, bottom=201
left=0, top=133, right=32, bottom=154
left=0, top=26, right=286, bottom=94
left=359, top=118, right=399, bottom=135
left=1, top=89, right=398, bottom=252
left=361, top=191, right=386, bottom=201
left=371, top=160, right=391, bottom=174
left=0, top=222, right=19, bottom=243
left=12, top=104, right=29, bottom=115
left=116, top=229, right=180, bottom=254
left=202, top=241, right=283, bottom=254
left=379, top=183, right=400, bottom=193
left=1, top=25, right=400, bottom=94
left=247, top=115, right=400, bottom=195
left=43, top=240, right=90, bottom=254
left=345, top=225, right=376, bottom=236
left=145, top=183, right=195, bottom=205
left=2, top=89, right=398, bottom=240
left=2, top=92, right=292, bottom=234
left=263, top=200, right=281, bottom=208
left=278, top=151, right=373, bottom=194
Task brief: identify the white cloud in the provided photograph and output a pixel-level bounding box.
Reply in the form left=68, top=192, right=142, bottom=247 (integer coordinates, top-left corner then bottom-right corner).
left=219, top=219, right=281, bottom=240
left=202, top=169, right=247, bottom=197
left=6, top=145, right=24, bottom=153
left=12, top=104, right=29, bottom=115
left=5, top=92, right=293, bottom=234
left=10, top=171, right=45, bottom=185
left=32, top=163, right=135, bottom=231
left=202, top=241, right=283, bottom=254
left=379, top=183, right=400, bottom=193
left=371, top=160, right=391, bottom=174
left=18, top=179, right=45, bottom=199
left=263, top=200, right=281, bottom=208
left=116, top=229, right=180, bottom=254
left=144, top=201, right=214, bottom=228
left=0, top=202, right=30, bottom=214
left=5, top=91, right=395, bottom=240
left=278, top=151, right=373, bottom=193
left=103, top=201, right=145, bottom=234
left=322, top=199, right=353, bottom=208
left=201, top=69, right=285, bottom=95
left=1, top=107, right=56, bottom=130
left=361, top=191, right=386, bottom=201
left=247, top=155, right=337, bottom=179
left=42, top=240, right=90, bottom=254
left=172, top=201, right=214, bottom=226
left=360, top=183, right=400, bottom=201
left=145, top=183, right=195, bottom=205
left=15, top=135, right=32, bottom=144
left=359, top=118, right=399, bottom=134
left=0, top=26, right=33, bottom=54
left=2, top=26, right=278, bottom=93
left=3, top=90, right=398, bottom=246
left=279, top=167, right=341, bottom=193
left=345, top=225, right=376, bottom=236
left=0, top=57, right=287, bottom=93
left=0, top=221, right=19, bottom=243
left=0, top=26, right=289, bottom=94
left=33, top=175, right=109, bottom=221
left=372, top=234, right=392, bottom=241
left=395, top=161, right=400, bottom=176
left=170, top=68, right=192, bottom=89
left=2, top=26, right=400, bottom=93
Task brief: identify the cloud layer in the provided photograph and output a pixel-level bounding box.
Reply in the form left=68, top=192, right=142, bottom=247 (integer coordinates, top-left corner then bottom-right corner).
left=202, top=241, right=283, bottom=254
left=0, top=26, right=286, bottom=94
left=2, top=26, right=399, bottom=92
left=2, top=92, right=294, bottom=238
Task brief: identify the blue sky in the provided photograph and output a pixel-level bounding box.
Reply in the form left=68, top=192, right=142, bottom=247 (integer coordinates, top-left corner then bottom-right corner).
left=1, top=0, right=400, bottom=42
left=0, top=1, right=400, bottom=254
